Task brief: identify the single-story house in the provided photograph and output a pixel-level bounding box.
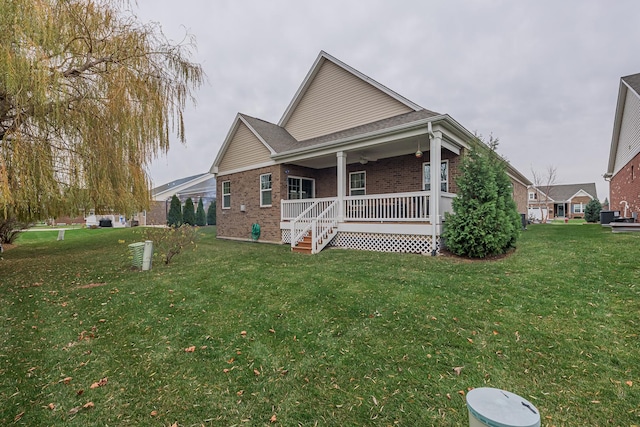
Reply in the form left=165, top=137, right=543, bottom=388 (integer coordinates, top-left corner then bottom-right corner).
left=210, top=51, right=531, bottom=254
left=527, top=183, right=597, bottom=221
left=605, top=72, right=640, bottom=220
left=147, top=173, right=216, bottom=225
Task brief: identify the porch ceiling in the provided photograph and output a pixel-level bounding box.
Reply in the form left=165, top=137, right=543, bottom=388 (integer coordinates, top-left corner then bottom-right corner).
left=285, top=134, right=429, bottom=169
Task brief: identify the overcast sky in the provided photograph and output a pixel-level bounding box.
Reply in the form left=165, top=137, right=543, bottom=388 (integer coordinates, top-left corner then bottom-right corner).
left=137, top=0, right=640, bottom=202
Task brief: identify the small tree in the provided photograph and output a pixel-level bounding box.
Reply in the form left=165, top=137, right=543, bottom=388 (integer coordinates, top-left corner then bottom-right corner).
left=141, top=225, right=199, bottom=265
left=0, top=217, right=33, bottom=246
left=195, top=198, right=206, bottom=226
left=207, top=201, right=217, bottom=225
left=584, top=199, right=602, bottom=223
left=444, top=137, right=520, bottom=258
left=167, top=195, right=182, bottom=227
left=182, top=197, right=195, bottom=226
left=531, top=165, right=557, bottom=222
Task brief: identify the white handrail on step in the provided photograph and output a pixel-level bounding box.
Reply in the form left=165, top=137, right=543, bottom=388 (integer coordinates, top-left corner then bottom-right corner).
left=311, top=200, right=339, bottom=253
left=291, top=199, right=335, bottom=249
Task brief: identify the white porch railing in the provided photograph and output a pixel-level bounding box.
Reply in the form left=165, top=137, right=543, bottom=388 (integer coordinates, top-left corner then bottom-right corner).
left=283, top=191, right=456, bottom=223
left=290, top=198, right=337, bottom=251
left=310, top=200, right=339, bottom=253
left=282, top=197, right=336, bottom=221
left=344, top=191, right=430, bottom=222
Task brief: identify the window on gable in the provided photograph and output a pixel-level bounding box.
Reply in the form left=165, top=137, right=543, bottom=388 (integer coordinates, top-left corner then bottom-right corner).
left=260, top=174, right=272, bottom=207
left=349, top=171, right=366, bottom=196
left=529, top=192, right=538, bottom=200
left=222, top=181, right=231, bottom=209
left=423, top=161, right=448, bottom=192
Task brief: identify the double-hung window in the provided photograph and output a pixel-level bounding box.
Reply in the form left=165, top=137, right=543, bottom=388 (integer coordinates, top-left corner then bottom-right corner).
left=260, top=174, right=272, bottom=207
left=573, top=203, right=584, bottom=214
left=423, top=161, right=448, bottom=192
left=222, top=181, right=231, bottom=209
left=349, top=171, right=366, bottom=196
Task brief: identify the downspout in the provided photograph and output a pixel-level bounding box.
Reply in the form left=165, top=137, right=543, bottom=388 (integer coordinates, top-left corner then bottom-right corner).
left=427, top=122, right=441, bottom=255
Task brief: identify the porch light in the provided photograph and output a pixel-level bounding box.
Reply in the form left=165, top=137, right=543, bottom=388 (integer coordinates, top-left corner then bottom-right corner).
left=359, top=156, right=368, bottom=165
left=415, top=140, right=423, bottom=158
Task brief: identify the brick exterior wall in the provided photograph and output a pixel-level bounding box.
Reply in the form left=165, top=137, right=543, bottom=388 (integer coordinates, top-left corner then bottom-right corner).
left=511, top=179, right=528, bottom=215
left=147, top=201, right=169, bottom=225
left=217, top=166, right=283, bottom=243
left=610, top=151, right=640, bottom=219
left=285, top=151, right=461, bottom=198
left=568, top=196, right=592, bottom=219
left=215, top=150, right=529, bottom=242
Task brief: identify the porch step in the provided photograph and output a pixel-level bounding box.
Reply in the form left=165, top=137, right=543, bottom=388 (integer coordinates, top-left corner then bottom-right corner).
left=292, top=235, right=312, bottom=254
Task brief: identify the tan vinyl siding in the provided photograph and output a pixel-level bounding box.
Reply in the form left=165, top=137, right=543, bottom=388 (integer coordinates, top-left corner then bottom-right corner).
left=218, top=122, right=273, bottom=173
left=614, top=92, right=640, bottom=176
left=284, top=60, right=414, bottom=141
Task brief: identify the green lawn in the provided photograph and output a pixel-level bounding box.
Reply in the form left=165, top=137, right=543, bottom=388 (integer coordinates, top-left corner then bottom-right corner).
left=1, top=225, right=638, bottom=426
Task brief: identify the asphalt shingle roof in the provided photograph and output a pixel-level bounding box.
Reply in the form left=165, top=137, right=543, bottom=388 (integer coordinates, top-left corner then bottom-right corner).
left=240, top=109, right=441, bottom=155
left=152, top=173, right=208, bottom=196
left=545, top=183, right=597, bottom=201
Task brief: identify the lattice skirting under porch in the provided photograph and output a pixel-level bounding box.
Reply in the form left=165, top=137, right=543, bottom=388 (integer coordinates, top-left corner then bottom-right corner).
left=281, top=229, right=440, bottom=255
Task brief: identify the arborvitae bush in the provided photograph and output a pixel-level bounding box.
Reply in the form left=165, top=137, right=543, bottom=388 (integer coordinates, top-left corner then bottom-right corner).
left=584, top=198, right=602, bottom=223
left=195, top=198, right=206, bottom=226
left=167, top=195, right=182, bottom=227
left=443, top=138, right=521, bottom=258
left=207, top=201, right=216, bottom=225
left=182, top=197, right=195, bottom=226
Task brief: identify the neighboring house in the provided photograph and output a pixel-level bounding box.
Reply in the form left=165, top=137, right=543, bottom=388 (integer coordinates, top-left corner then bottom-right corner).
left=210, top=51, right=531, bottom=254
left=527, top=183, right=597, bottom=221
left=147, top=173, right=216, bottom=225
left=605, top=73, right=640, bottom=220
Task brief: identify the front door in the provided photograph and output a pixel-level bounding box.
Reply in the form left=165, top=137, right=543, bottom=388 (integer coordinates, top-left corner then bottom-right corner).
left=556, top=203, right=565, bottom=217
left=288, top=177, right=315, bottom=199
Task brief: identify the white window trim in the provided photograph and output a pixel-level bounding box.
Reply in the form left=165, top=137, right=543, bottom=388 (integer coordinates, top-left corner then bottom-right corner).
left=222, top=181, right=231, bottom=209
left=287, top=175, right=316, bottom=200
left=529, top=192, right=538, bottom=200
left=423, top=160, right=449, bottom=192
left=349, top=171, right=366, bottom=196
left=260, top=173, right=272, bottom=207
left=573, top=203, right=584, bottom=213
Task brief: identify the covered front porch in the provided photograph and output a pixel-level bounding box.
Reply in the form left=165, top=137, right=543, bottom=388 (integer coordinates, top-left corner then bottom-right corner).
left=273, top=121, right=465, bottom=254
left=280, top=191, right=455, bottom=254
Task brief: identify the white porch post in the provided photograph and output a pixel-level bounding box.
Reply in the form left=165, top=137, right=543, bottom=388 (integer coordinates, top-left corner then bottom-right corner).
left=337, top=151, right=347, bottom=221
left=429, top=131, right=442, bottom=253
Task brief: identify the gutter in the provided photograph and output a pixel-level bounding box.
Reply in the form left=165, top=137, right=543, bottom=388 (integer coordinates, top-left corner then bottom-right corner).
left=272, top=114, right=451, bottom=160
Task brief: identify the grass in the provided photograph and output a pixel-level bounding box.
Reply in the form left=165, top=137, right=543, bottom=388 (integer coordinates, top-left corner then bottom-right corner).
left=1, top=225, right=639, bottom=426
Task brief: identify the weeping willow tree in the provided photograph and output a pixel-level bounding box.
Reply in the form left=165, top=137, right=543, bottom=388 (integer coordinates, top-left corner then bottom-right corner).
left=0, top=0, right=204, bottom=221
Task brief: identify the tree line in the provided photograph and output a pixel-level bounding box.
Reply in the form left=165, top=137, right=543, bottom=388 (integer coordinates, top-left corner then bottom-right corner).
left=167, top=195, right=215, bottom=227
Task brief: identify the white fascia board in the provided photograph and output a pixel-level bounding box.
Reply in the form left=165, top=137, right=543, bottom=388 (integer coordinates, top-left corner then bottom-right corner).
left=432, top=116, right=474, bottom=150
left=569, top=189, right=594, bottom=200
left=607, top=81, right=631, bottom=176
left=238, top=116, right=277, bottom=155
left=210, top=114, right=277, bottom=174
left=278, top=51, right=422, bottom=127
left=214, top=160, right=277, bottom=178
left=507, top=172, right=529, bottom=188
left=153, top=173, right=214, bottom=201
left=273, top=115, right=448, bottom=161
